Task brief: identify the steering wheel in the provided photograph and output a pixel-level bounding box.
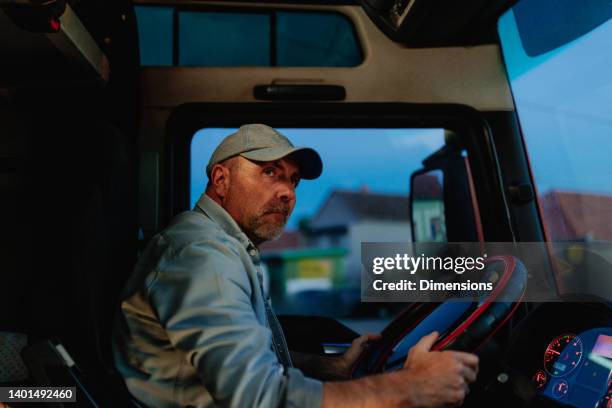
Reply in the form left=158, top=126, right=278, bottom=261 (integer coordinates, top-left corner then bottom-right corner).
left=351, top=255, right=528, bottom=377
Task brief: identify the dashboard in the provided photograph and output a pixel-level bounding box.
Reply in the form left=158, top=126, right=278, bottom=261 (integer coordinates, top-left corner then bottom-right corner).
left=500, top=302, right=612, bottom=408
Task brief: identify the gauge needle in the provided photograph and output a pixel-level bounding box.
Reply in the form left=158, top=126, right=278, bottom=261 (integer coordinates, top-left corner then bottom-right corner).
left=549, top=350, right=560, bottom=355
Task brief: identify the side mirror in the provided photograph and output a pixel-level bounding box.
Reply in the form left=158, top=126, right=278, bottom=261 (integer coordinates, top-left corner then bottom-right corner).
left=410, top=169, right=446, bottom=242
left=410, top=138, right=482, bottom=243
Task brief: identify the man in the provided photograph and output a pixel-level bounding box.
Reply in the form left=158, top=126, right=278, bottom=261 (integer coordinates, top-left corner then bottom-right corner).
left=113, top=124, right=478, bottom=407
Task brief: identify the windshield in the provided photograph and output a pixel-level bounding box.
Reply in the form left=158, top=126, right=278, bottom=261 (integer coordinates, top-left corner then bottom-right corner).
left=498, top=0, right=612, bottom=301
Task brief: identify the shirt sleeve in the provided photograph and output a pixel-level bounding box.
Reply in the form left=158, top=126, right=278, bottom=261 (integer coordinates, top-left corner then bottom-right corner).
left=148, top=238, right=323, bottom=408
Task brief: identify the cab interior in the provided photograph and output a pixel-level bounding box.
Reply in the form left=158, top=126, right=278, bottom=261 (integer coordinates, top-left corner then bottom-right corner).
left=1, top=0, right=611, bottom=407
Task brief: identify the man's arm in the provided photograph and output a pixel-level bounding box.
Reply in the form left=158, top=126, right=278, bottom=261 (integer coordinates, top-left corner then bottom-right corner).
left=291, top=351, right=347, bottom=381
left=291, top=333, right=382, bottom=381
left=322, top=332, right=479, bottom=408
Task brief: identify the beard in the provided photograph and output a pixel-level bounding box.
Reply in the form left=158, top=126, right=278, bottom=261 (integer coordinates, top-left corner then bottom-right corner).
left=244, top=203, right=291, bottom=244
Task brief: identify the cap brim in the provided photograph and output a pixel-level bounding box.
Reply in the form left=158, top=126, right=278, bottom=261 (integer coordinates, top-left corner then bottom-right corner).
left=241, top=146, right=323, bottom=180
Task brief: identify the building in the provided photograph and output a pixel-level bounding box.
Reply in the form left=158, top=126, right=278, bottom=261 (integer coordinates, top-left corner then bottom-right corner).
left=305, top=189, right=412, bottom=284
left=540, top=190, right=612, bottom=241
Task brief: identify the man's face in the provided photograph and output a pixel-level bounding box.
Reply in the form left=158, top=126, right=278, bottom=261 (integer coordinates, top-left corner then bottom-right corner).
left=222, top=156, right=300, bottom=245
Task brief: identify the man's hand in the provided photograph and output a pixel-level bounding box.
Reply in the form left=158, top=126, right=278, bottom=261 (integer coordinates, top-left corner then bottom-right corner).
left=322, top=331, right=479, bottom=408
left=395, top=331, right=479, bottom=407
left=335, top=332, right=382, bottom=378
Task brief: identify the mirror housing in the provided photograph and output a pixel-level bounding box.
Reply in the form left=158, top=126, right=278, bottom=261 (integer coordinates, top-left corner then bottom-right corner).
left=410, top=132, right=482, bottom=242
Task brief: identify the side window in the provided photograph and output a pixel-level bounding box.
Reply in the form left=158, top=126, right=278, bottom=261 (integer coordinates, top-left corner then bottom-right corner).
left=179, top=12, right=271, bottom=66
left=134, top=6, right=173, bottom=66
left=191, top=128, right=479, bottom=329
left=135, top=7, right=362, bottom=67
left=276, top=12, right=362, bottom=67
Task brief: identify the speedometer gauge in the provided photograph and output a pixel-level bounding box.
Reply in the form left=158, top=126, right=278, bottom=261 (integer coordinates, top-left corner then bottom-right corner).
left=544, top=334, right=583, bottom=377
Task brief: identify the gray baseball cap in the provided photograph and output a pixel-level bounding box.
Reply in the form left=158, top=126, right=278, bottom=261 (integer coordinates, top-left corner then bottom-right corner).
left=206, top=124, right=323, bottom=180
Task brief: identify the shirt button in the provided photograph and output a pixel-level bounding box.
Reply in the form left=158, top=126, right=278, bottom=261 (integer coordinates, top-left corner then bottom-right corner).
left=249, top=249, right=257, bottom=256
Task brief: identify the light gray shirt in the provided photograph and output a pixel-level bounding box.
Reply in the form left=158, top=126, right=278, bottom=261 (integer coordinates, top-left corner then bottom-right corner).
left=113, top=194, right=323, bottom=408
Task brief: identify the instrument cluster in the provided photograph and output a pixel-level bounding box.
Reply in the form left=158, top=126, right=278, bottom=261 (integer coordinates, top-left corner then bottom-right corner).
left=531, top=328, right=612, bottom=407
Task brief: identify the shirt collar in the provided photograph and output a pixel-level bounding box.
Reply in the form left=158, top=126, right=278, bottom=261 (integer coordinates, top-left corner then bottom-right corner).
left=194, top=193, right=260, bottom=259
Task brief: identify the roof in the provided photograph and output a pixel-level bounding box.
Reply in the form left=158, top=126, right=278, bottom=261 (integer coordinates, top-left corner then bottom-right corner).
left=259, top=230, right=302, bottom=252
left=310, top=189, right=410, bottom=229
left=540, top=190, right=612, bottom=241
left=335, top=190, right=410, bottom=221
